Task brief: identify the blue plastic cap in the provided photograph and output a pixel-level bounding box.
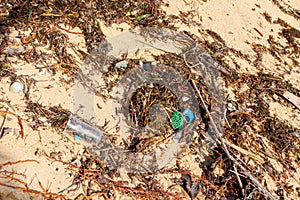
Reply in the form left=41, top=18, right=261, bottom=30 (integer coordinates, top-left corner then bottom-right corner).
left=182, top=108, right=195, bottom=123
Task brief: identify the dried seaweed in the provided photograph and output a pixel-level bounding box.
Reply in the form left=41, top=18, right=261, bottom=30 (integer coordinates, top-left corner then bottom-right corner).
left=25, top=100, right=71, bottom=131
left=271, top=0, right=300, bottom=20
left=129, top=84, right=179, bottom=129
left=43, top=153, right=187, bottom=200
left=0, top=159, right=66, bottom=199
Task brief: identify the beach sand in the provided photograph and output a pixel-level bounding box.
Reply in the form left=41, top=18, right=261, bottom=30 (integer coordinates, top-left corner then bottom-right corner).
left=0, top=0, right=299, bottom=199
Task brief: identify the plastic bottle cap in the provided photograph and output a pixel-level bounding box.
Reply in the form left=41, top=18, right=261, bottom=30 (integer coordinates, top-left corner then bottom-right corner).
left=170, top=111, right=183, bottom=129
left=182, top=108, right=194, bottom=123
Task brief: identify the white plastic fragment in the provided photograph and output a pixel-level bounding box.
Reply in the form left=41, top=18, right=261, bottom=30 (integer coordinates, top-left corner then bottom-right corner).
left=295, top=131, right=300, bottom=139
left=227, top=103, right=236, bottom=111
left=71, top=159, right=81, bottom=167
left=39, top=117, right=47, bottom=123
left=182, top=96, right=189, bottom=102
left=115, top=60, right=128, bottom=68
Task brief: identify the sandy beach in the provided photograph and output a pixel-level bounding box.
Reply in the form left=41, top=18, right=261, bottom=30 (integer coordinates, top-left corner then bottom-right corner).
left=0, top=0, right=300, bottom=199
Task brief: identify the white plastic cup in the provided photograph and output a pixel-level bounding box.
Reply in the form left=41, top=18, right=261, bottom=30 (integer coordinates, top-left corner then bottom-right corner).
left=64, top=114, right=103, bottom=145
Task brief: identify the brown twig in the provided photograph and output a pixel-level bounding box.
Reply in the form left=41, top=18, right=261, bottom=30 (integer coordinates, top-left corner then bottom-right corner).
left=1, top=159, right=39, bottom=168
left=0, top=182, right=66, bottom=200
left=161, top=169, right=219, bottom=192
left=0, top=159, right=65, bottom=199
left=54, top=23, right=83, bottom=35
left=45, top=152, right=185, bottom=199
left=234, top=164, right=244, bottom=195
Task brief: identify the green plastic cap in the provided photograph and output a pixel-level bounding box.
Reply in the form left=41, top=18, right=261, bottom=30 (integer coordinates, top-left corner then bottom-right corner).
left=171, top=111, right=183, bottom=129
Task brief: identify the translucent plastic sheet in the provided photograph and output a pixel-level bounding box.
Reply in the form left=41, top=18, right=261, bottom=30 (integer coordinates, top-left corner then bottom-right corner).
left=69, top=28, right=226, bottom=173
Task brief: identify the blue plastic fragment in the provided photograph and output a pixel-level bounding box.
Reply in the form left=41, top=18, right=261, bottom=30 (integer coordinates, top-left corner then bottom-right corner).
left=182, top=108, right=194, bottom=123
left=74, top=134, right=81, bottom=140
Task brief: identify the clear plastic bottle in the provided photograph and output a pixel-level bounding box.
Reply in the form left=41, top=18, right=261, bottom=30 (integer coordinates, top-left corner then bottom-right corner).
left=64, top=114, right=103, bottom=145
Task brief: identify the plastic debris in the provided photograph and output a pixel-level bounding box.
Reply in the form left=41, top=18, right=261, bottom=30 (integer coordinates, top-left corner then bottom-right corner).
left=227, top=103, right=236, bottom=111
left=143, top=61, right=153, bottom=71
left=115, top=60, right=128, bottom=68
left=173, top=129, right=183, bottom=142
left=182, top=96, right=189, bottom=102
left=64, top=114, right=103, bottom=145
left=71, top=27, right=226, bottom=173
left=182, top=108, right=195, bottom=123
left=295, top=131, right=300, bottom=139
left=74, top=134, right=81, bottom=140
left=170, top=111, right=183, bottom=129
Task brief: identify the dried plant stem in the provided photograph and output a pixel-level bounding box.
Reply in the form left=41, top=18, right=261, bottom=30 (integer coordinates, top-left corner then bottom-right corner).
left=0, top=159, right=65, bottom=199
left=0, top=182, right=66, bottom=200
left=234, top=164, right=244, bottom=195
left=191, top=80, right=276, bottom=200
left=1, top=159, right=39, bottom=168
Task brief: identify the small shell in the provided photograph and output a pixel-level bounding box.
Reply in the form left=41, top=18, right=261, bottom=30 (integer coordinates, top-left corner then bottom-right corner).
left=9, top=81, right=24, bottom=93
